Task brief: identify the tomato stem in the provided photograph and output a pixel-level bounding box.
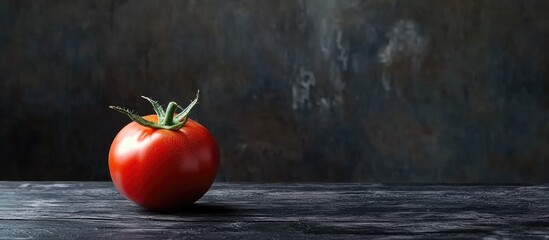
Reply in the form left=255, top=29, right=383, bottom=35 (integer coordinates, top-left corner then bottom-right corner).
left=161, top=102, right=178, bottom=126
left=109, top=90, right=200, bottom=131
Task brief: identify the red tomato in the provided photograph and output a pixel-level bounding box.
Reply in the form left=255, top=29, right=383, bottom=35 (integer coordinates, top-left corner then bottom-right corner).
left=108, top=92, right=219, bottom=211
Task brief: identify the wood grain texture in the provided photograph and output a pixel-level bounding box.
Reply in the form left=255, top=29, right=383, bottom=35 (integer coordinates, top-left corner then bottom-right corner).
left=1, top=182, right=548, bottom=239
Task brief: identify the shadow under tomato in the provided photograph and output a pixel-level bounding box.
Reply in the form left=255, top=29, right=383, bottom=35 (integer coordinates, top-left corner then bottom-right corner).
left=138, top=203, right=242, bottom=216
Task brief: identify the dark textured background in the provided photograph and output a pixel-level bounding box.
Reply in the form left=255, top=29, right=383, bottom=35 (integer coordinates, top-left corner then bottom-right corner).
left=1, top=0, right=548, bottom=182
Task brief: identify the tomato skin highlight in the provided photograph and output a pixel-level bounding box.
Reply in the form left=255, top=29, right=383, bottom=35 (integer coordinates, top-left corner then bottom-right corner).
left=109, top=115, right=219, bottom=211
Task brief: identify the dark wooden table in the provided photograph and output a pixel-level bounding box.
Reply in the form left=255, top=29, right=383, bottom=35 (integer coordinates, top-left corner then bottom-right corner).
left=1, top=182, right=548, bottom=239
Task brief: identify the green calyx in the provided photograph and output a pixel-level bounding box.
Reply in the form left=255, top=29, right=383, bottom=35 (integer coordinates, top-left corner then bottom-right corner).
left=109, top=90, right=200, bottom=131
